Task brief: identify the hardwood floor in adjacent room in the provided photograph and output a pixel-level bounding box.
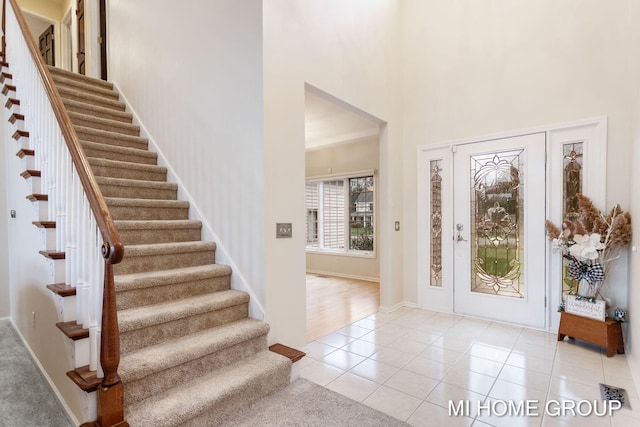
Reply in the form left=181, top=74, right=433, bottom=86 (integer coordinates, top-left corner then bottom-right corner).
left=306, top=274, right=379, bottom=343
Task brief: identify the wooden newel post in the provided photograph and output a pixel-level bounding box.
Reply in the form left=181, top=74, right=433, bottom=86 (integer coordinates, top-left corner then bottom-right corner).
left=98, top=243, right=128, bottom=427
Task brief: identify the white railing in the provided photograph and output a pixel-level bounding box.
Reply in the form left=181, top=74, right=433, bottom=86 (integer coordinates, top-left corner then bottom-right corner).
left=6, top=4, right=105, bottom=374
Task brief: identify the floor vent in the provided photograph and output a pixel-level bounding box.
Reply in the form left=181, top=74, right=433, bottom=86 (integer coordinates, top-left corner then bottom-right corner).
left=599, top=383, right=631, bottom=409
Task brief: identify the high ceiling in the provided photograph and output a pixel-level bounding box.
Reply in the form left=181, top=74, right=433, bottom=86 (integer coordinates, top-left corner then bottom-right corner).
left=305, top=91, right=379, bottom=151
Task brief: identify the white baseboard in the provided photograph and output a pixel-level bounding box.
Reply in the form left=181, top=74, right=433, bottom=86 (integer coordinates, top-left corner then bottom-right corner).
left=306, top=270, right=379, bottom=283
left=9, top=319, right=80, bottom=426
left=378, top=301, right=405, bottom=313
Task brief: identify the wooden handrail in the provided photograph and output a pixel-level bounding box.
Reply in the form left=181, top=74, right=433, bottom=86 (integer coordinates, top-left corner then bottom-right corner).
left=5, top=1, right=126, bottom=425
left=7, top=0, right=123, bottom=264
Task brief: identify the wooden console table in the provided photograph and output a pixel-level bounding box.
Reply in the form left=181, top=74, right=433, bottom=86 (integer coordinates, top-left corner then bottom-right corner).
left=557, top=312, right=624, bottom=357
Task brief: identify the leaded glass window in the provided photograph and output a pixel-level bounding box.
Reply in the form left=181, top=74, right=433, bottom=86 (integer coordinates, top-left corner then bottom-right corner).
left=430, top=160, right=443, bottom=287
left=470, top=150, right=525, bottom=298
left=562, top=142, right=584, bottom=298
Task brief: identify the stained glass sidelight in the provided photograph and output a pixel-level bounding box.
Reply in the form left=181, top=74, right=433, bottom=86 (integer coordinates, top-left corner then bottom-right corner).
left=470, top=150, right=525, bottom=298
left=562, top=142, right=584, bottom=298
left=430, top=160, right=443, bottom=287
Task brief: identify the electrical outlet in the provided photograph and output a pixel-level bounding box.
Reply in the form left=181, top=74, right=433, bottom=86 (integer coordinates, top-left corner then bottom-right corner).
left=10, top=210, right=16, bottom=218
left=395, top=221, right=400, bottom=231
left=276, top=223, right=292, bottom=238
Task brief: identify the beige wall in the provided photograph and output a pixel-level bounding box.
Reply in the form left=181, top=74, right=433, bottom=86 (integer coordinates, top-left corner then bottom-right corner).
left=305, top=138, right=380, bottom=281
left=17, top=0, right=63, bottom=20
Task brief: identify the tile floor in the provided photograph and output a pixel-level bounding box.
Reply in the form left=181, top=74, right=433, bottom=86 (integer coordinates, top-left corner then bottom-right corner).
left=300, top=307, right=640, bottom=426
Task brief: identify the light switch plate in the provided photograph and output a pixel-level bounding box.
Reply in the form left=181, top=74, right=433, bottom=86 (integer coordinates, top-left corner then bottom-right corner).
left=276, top=223, right=292, bottom=238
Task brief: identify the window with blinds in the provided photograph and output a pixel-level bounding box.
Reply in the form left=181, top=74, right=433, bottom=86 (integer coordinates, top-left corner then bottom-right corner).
left=305, top=175, right=374, bottom=254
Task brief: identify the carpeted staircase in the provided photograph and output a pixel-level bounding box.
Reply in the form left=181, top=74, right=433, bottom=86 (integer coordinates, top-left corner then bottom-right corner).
left=46, top=66, right=292, bottom=426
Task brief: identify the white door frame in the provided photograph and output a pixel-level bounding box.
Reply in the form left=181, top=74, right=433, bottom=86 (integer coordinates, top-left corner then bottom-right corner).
left=417, top=117, right=607, bottom=332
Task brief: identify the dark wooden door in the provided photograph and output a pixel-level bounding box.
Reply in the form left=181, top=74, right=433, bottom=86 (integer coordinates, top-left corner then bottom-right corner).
left=99, top=0, right=107, bottom=80
left=38, top=24, right=55, bottom=66
left=77, top=0, right=85, bottom=75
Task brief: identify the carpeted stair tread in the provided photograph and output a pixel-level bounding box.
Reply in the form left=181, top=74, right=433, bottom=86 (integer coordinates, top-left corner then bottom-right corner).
left=98, top=181, right=176, bottom=201
left=56, top=85, right=125, bottom=110
left=114, top=264, right=231, bottom=293
left=75, top=126, right=149, bottom=150
left=115, top=219, right=200, bottom=231
left=115, top=220, right=201, bottom=245
left=68, top=111, right=139, bottom=136
left=118, top=290, right=248, bottom=333
left=96, top=177, right=175, bottom=192
left=63, top=98, right=133, bottom=123
left=120, top=318, right=269, bottom=382
left=84, top=141, right=157, bottom=162
left=52, top=75, right=117, bottom=99
left=105, top=197, right=189, bottom=208
left=88, top=157, right=167, bottom=177
left=125, top=350, right=291, bottom=427
left=123, top=240, right=216, bottom=257
left=47, top=65, right=114, bottom=90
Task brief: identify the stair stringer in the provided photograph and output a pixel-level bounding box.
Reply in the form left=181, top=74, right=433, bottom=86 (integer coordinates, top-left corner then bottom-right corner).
left=112, top=83, right=265, bottom=321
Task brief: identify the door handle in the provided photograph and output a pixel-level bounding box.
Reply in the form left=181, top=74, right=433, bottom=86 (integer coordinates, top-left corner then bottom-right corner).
left=455, top=223, right=468, bottom=242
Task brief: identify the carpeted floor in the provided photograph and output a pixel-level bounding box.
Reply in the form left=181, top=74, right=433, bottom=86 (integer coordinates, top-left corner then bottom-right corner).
left=219, top=378, right=409, bottom=426
left=0, top=319, right=74, bottom=427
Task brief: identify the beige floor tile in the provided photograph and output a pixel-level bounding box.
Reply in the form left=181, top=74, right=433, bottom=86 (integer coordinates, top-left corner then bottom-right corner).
left=371, top=347, right=415, bottom=368
left=349, top=358, right=399, bottom=383
left=342, top=338, right=383, bottom=357
left=506, top=352, right=554, bottom=375
left=551, top=360, right=604, bottom=387
left=468, top=343, right=512, bottom=364
left=404, top=355, right=454, bottom=380
left=300, top=360, right=345, bottom=386
left=498, top=364, right=551, bottom=392
left=402, top=329, right=443, bottom=345
left=432, top=335, right=475, bottom=353
left=420, top=345, right=464, bottom=365
left=489, top=379, right=547, bottom=403
left=336, top=324, right=373, bottom=339
left=325, top=372, right=379, bottom=402
left=456, top=354, right=505, bottom=377
left=351, top=318, right=378, bottom=330
left=427, top=382, right=487, bottom=418
left=305, top=341, right=338, bottom=360
left=407, top=400, right=474, bottom=427
left=391, top=337, right=431, bottom=355
left=315, top=332, right=355, bottom=349
left=363, top=385, right=423, bottom=421
left=384, top=368, right=439, bottom=399
left=443, top=367, right=497, bottom=396
left=359, top=329, right=401, bottom=346
left=320, top=348, right=366, bottom=371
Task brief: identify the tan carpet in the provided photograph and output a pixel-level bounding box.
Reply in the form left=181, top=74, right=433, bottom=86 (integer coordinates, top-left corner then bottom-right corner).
left=48, top=66, right=291, bottom=426
left=218, top=378, right=410, bottom=427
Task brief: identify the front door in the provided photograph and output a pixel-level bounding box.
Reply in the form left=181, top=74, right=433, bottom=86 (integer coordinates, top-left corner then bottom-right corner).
left=38, top=25, right=55, bottom=66
left=453, top=133, right=546, bottom=328
left=77, top=0, right=85, bottom=75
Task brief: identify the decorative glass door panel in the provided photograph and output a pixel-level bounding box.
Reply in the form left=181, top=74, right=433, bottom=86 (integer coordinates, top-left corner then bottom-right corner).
left=454, top=134, right=546, bottom=328
left=470, top=150, right=524, bottom=297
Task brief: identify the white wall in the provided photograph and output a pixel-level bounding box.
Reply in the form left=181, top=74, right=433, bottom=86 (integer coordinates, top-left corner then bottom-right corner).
left=402, top=1, right=633, bottom=313
left=264, top=0, right=404, bottom=347
left=305, top=138, right=380, bottom=281
left=628, top=0, right=640, bottom=397
left=107, top=0, right=265, bottom=312
left=0, top=110, right=10, bottom=318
